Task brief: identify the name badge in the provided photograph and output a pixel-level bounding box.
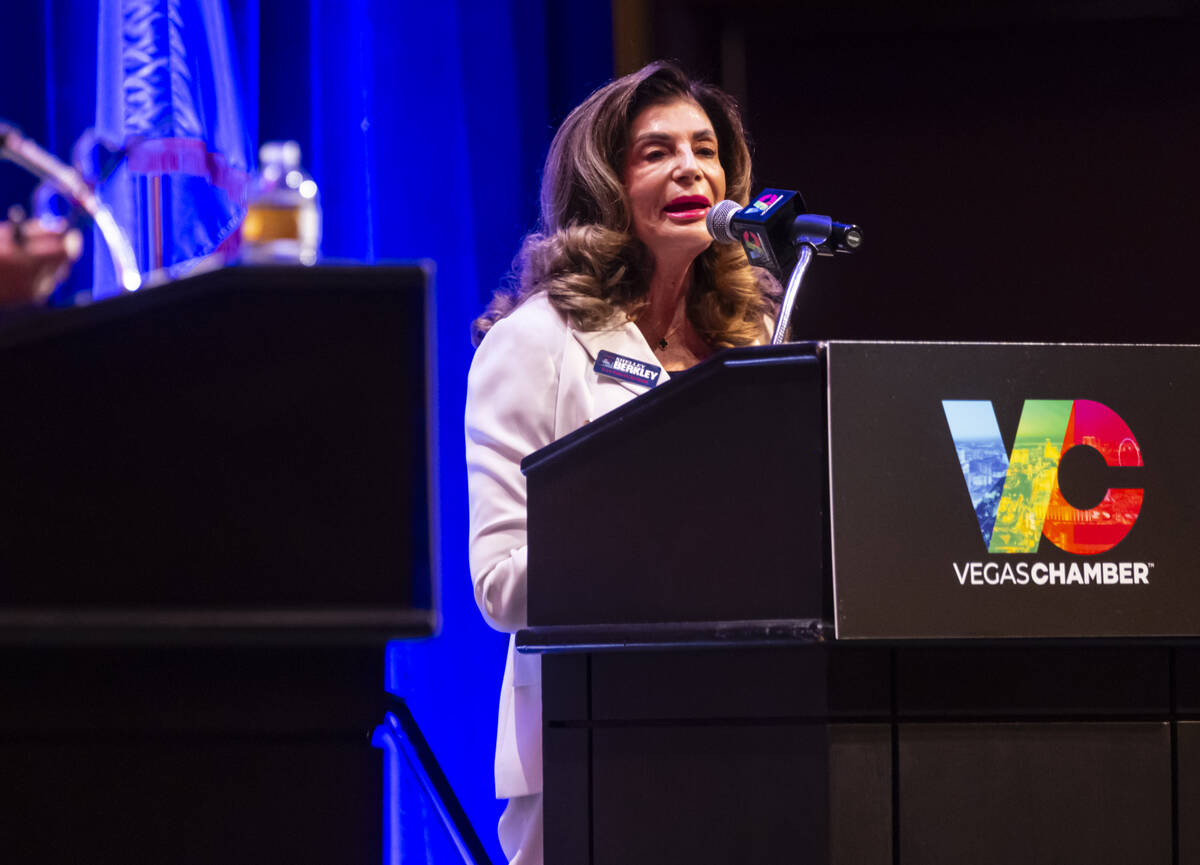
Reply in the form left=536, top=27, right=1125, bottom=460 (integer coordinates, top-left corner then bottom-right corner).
left=594, top=350, right=661, bottom=388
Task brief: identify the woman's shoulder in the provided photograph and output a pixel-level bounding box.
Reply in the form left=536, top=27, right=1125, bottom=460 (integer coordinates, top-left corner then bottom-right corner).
left=473, top=291, right=571, bottom=366
left=489, top=292, right=569, bottom=341
left=508, top=291, right=566, bottom=327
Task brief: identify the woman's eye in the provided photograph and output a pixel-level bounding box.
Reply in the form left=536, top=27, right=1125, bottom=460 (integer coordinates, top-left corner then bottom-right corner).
left=644, top=150, right=666, bottom=161
left=697, top=147, right=717, bottom=158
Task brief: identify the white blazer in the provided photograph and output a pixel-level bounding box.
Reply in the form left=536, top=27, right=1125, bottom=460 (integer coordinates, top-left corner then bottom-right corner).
left=465, top=292, right=670, bottom=799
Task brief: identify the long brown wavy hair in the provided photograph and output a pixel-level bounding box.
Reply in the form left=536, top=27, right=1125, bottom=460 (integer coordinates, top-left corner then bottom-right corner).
left=471, top=61, right=776, bottom=347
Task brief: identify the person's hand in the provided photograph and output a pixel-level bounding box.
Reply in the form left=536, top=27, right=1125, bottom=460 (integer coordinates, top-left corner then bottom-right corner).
left=0, top=210, right=83, bottom=306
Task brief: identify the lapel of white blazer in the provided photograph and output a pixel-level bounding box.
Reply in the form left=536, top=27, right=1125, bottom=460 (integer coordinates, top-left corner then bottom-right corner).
left=569, top=320, right=672, bottom=397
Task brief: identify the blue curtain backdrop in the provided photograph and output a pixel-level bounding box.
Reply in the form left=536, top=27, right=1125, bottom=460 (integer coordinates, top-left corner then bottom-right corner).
left=5, top=0, right=613, bottom=860
left=252, top=2, right=611, bottom=857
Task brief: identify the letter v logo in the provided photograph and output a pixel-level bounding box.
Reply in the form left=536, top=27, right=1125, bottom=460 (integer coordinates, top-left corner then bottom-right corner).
left=942, top=400, right=1143, bottom=555
left=943, top=400, right=1071, bottom=553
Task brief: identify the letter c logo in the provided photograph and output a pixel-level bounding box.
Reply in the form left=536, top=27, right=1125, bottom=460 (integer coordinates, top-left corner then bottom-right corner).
left=1042, top=400, right=1143, bottom=555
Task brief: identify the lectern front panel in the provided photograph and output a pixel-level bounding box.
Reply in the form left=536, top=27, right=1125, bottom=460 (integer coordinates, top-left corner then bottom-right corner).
left=525, top=345, right=827, bottom=628
left=828, top=341, right=1200, bottom=639
left=899, top=721, right=1171, bottom=865
left=0, top=265, right=435, bottom=641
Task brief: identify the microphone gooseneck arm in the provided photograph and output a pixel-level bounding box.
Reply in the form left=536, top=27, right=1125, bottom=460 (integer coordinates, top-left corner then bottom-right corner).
left=772, top=213, right=833, bottom=344
left=0, top=122, right=142, bottom=292
left=772, top=245, right=815, bottom=345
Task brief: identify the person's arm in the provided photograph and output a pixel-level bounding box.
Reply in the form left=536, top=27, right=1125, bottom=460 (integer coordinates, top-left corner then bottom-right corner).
left=464, top=309, right=562, bottom=633
left=0, top=218, right=82, bottom=306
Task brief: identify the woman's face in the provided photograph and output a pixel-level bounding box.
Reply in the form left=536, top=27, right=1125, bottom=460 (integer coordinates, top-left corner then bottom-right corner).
left=622, top=98, right=726, bottom=266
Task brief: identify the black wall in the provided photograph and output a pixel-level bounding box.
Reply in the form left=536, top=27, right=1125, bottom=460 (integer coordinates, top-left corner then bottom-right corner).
left=652, top=3, right=1200, bottom=342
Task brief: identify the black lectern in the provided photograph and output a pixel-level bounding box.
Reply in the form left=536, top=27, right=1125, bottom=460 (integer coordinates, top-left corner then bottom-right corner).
left=0, top=266, right=435, bottom=863
left=520, top=341, right=1200, bottom=865
left=0, top=264, right=435, bottom=642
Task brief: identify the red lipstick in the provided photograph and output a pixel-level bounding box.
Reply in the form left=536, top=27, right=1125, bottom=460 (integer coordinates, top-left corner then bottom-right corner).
left=663, top=195, right=711, bottom=220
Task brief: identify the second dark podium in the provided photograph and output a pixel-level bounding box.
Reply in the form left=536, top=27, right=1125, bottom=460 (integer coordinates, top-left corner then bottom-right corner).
left=518, top=341, right=1200, bottom=865
left=0, top=265, right=436, bottom=863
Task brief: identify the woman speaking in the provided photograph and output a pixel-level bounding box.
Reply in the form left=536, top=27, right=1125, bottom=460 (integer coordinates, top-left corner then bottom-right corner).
left=465, top=61, right=776, bottom=864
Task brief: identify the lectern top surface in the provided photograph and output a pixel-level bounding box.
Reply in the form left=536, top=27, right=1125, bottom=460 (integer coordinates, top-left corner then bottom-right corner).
left=521, top=341, right=821, bottom=476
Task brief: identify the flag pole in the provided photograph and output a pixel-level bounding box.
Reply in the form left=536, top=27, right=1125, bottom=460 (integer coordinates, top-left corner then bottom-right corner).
left=149, top=174, right=163, bottom=271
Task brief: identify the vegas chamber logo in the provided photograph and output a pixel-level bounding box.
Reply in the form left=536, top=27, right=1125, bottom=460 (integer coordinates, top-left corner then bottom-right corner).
left=943, top=399, right=1149, bottom=586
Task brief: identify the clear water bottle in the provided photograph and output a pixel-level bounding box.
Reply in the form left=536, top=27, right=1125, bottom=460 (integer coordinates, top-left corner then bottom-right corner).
left=241, top=140, right=321, bottom=265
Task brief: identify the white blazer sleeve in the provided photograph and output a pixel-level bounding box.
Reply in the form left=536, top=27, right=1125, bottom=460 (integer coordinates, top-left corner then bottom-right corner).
left=464, top=310, right=562, bottom=633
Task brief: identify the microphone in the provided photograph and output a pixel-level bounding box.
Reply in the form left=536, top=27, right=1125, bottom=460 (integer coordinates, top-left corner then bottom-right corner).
left=707, top=189, right=863, bottom=278
left=1, top=120, right=141, bottom=292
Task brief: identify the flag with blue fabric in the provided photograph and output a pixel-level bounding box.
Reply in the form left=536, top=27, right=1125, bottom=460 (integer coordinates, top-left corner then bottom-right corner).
left=94, top=0, right=251, bottom=298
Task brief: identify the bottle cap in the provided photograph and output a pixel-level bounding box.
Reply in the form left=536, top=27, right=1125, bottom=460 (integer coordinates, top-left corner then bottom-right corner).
left=258, top=140, right=302, bottom=170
